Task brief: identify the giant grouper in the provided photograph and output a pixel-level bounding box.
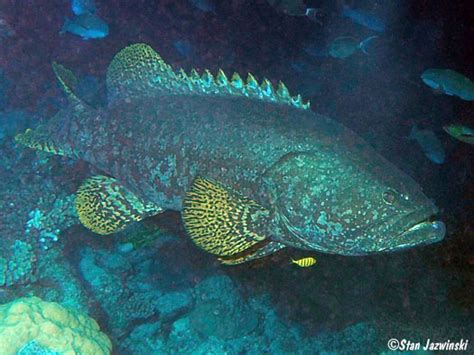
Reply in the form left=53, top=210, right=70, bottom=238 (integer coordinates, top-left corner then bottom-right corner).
left=15, top=43, right=446, bottom=265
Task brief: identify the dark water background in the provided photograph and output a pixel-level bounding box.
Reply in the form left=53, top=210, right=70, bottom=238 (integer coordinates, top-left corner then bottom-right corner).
left=0, top=0, right=472, bottom=353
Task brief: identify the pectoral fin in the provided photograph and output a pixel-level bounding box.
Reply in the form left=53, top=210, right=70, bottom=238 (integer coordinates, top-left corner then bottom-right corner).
left=15, top=127, right=74, bottom=157
left=218, top=241, right=286, bottom=265
left=76, top=175, right=163, bottom=235
left=182, top=177, right=270, bottom=256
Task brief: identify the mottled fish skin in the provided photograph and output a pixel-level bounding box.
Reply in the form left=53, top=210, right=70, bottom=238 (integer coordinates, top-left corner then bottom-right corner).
left=43, top=92, right=444, bottom=255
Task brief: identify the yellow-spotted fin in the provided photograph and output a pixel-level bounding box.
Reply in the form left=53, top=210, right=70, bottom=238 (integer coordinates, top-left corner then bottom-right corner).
left=52, top=62, right=82, bottom=106
left=76, top=175, right=163, bottom=235
left=15, top=127, right=74, bottom=157
left=182, top=177, right=270, bottom=256
left=106, top=43, right=310, bottom=109
left=218, top=241, right=286, bottom=265
left=291, top=257, right=317, bottom=267
left=106, top=43, right=180, bottom=102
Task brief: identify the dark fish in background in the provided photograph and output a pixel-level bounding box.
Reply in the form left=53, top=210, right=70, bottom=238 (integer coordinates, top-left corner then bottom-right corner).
left=328, top=35, right=378, bottom=59
left=0, top=13, right=15, bottom=39
left=341, top=4, right=385, bottom=33
left=72, top=0, right=97, bottom=15
left=444, top=124, right=474, bottom=145
left=303, top=39, right=329, bottom=58
left=266, top=0, right=306, bottom=16
left=266, top=0, right=323, bottom=23
left=173, top=40, right=194, bottom=59
left=60, top=13, right=109, bottom=40
left=421, top=69, right=474, bottom=101
left=304, top=8, right=324, bottom=25
left=188, top=0, right=216, bottom=13
left=409, top=125, right=446, bottom=164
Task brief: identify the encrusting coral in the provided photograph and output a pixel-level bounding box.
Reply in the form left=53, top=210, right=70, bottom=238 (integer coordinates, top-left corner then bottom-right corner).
left=0, top=296, right=112, bottom=355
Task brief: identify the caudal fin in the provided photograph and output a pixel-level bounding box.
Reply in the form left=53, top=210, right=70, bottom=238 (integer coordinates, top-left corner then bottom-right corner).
left=359, top=35, right=378, bottom=54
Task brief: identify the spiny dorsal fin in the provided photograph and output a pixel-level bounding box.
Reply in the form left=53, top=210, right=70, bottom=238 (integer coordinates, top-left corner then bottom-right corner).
left=52, top=62, right=83, bottom=106
left=106, top=43, right=186, bottom=102
left=106, top=43, right=310, bottom=110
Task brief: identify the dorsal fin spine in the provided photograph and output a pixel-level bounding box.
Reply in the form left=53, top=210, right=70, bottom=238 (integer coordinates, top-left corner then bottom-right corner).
left=107, top=43, right=310, bottom=110
left=201, top=69, right=214, bottom=89
left=231, top=72, right=244, bottom=89
left=246, top=73, right=259, bottom=92
left=180, top=68, right=310, bottom=109
left=216, top=69, right=228, bottom=87
left=261, top=78, right=274, bottom=98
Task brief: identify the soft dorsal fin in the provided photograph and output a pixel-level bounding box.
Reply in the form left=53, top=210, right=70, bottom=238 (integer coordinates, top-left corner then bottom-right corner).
left=52, top=62, right=83, bottom=106
left=106, top=43, right=310, bottom=110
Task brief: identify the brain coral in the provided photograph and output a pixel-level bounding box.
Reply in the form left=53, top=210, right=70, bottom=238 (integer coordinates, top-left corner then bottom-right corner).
left=0, top=296, right=112, bottom=355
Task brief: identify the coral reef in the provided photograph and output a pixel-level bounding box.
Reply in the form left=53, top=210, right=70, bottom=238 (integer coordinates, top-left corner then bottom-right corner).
left=0, top=296, right=112, bottom=354
left=17, top=341, right=60, bottom=355
left=25, top=194, right=78, bottom=251
left=4, top=240, right=37, bottom=286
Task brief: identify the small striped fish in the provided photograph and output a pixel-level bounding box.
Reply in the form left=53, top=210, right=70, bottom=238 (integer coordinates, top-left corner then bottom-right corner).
left=291, top=257, right=317, bottom=267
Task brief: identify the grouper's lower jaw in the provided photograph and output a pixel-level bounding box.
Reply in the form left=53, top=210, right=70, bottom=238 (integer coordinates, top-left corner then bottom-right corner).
left=387, top=219, right=446, bottom=252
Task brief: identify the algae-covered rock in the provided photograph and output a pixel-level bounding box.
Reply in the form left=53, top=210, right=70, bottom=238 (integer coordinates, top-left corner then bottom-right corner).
left=5, top=240, right=37, bottom=286
left=189, top=275, right=259, bottom=340
left=189, top=300, right=259, bottom=340
left=156, top=290, right=194, bottom=320
left=122, top=321, right=165, bottom=353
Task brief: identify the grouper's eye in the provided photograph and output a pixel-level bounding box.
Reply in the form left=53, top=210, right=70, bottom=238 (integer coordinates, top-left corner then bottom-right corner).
left=382, top=189, right=397, bottom=205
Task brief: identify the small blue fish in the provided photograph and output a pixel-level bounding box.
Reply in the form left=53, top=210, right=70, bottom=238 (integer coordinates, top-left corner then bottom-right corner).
left=328, top=35, right=378, bottom=59
left=71, top=0, right=96, bottom=15
left=409, top=125, right=445, bottom=164
left=266, top=0, right=306, bottom=16
left=0, top=14, right=15, bottom=39
left=60, top=13, right=109, bottom=40
left=173, top=40, right=193, bottom=59
left=188, top=0, right=216, bottom=13
left=342, top=5, right=385, bottom=33
left=303, top=39, right=329, bottom=58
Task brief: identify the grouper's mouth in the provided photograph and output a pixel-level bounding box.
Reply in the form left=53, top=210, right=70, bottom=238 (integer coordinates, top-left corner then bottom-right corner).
left=390, top=216, right=446, bottom=251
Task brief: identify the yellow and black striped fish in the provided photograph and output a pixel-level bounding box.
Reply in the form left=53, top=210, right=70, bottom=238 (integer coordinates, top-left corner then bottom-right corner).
left=291, top=257, right=316, bottom=267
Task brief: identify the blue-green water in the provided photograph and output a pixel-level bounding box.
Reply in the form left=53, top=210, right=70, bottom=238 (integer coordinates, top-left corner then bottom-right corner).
left=0, top=0, right=472, bottom=354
